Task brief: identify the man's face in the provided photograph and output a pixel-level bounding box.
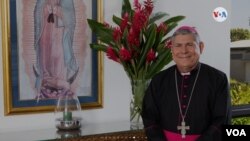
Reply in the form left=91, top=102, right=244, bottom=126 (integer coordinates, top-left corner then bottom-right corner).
left=171, top=34, right=204, bottom=70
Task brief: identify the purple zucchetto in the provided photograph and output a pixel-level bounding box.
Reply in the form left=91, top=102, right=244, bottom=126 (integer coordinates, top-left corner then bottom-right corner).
left=175, top=26, right=198, bottom=34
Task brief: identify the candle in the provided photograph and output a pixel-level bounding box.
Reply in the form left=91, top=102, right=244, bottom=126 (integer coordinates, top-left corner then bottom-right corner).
left=63, top=111, right=72, bottom=121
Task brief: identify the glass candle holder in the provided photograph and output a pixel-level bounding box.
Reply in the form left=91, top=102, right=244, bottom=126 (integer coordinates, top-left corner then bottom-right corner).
left=55, top=94, right=82, bottom=130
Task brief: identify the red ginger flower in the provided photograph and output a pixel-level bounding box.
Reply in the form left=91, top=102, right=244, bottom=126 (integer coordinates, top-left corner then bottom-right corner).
left=127, top=28, right=140, bottom=47
left=146, top=49, right=156, bottom=63
left=127, top=0, right=153, bottom=47
left=165, top=40, right=172, bottom=48
left=113, top=27, right=122, bottom=42
left=103, top=22, right=111, bottom=28
left=106, top=46, right=119, bottom=62
left=144, top=0, right=153, bottom=15
left=119, top=47, right=132, bottom=61
left=157, top=23, right=167, bottom=33
left=134, top=0, right=141, bottom=10
left=120, top=12, right=129, bottom=32
left=132, top=9, right=148, bottom=34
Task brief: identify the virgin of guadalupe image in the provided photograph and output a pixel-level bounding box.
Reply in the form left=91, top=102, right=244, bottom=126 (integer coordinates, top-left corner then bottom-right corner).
left=33, top=0, right=79, bottom=99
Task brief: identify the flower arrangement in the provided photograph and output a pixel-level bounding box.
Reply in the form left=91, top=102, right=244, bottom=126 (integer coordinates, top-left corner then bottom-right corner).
left=87, top=0, right=185, bottom=125
left=88, top=0, right=184, bottom=80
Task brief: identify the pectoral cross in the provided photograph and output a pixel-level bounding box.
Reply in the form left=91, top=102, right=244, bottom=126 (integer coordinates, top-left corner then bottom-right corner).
left=177, top=121, right=190, bottom=138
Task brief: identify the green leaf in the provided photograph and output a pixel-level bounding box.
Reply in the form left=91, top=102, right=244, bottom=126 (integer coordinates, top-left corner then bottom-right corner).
left=144, top=23, right=157, bottom=39
left=122, top=28, right=129, bottom=48
left=149, top=12, right=169, bottom=24
left=156, top=43, right=166, bottom=51
left=154, top=30, right=165, bottom=49
left=146, top=49, right=172, bottom=78
left=137, top=24, right=157, bottom=70
left=87, top=19, right=105, bottom=30
left=113, top=15, right=122, bottom=26
left=121, top=61, right=134, bottom=78
left=164, top=16, right=185, bottom=25
left=161, top=16, right=185, bottom=36
left=90, top=43, right=107, bottom=52
left=122, top=0, right=132, bottom=16
left=97, top=36, right=113, bottom=46
left=87, top=19, right=114, bottom=44
left=164, top=23, right=178, bottom=36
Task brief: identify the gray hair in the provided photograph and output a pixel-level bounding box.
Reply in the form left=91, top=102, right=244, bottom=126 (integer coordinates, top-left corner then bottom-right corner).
left=171, top=26, right=201, bottom=44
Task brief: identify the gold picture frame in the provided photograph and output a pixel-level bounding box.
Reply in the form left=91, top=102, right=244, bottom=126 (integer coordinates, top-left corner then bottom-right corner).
left=1, top=0, right=103, bottom=115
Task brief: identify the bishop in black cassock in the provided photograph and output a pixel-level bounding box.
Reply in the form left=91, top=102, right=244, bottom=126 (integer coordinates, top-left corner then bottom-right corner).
left=141, top=63, right=231, bottom=141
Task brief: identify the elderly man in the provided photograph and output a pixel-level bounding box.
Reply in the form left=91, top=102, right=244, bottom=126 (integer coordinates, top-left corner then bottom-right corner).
left=141, top=26, right=231, bottom=141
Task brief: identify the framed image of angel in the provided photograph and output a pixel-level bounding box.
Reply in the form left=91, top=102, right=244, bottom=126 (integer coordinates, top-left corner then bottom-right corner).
left=1, top=0, right=103, bottom=115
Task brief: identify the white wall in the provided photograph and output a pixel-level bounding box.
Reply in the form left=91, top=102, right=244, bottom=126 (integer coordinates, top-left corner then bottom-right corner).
left=0, top=0, right=230, bottom=132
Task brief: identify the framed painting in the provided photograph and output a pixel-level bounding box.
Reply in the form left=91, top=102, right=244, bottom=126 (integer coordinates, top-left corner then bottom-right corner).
left=1, top=0, right=103, bottom=115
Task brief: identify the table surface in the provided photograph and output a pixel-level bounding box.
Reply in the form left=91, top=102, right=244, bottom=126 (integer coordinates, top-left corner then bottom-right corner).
left=0, top=121, right=144, bottom=141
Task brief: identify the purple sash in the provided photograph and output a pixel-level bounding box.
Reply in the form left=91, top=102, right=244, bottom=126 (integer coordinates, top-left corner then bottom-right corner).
left=164, top=130, right=200, bottom=141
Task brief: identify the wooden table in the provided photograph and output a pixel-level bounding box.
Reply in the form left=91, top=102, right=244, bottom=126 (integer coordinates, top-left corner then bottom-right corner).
left=60, top=129, right=146, bottom=141
left=0, top=121, right=147, bottom=141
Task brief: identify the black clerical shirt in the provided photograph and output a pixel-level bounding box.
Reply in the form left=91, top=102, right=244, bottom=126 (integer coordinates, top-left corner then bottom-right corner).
left=141, top=63, right=231, bottom=141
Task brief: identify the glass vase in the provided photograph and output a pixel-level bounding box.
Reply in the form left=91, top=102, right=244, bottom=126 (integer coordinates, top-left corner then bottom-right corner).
left=130, top=79, right=150, bottom=129
left=55, top=94, right=82, bottom=130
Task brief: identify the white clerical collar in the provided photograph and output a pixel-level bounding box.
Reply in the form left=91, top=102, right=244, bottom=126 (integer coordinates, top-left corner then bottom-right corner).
left=180, top=72, right=191, bottom=76
left=178, top=63, right=201, bottom=76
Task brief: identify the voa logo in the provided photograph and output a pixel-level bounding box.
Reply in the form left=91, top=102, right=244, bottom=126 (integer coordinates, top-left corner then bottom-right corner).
left=226, top=129, right=246, bottom=136
left=212, top=7, right=228, bottom=22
